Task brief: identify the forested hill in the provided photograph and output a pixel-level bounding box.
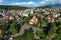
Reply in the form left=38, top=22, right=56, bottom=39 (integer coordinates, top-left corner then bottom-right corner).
left=0, top=5, right=29, bottom=10
left=36, top=6, right=52, bottom=9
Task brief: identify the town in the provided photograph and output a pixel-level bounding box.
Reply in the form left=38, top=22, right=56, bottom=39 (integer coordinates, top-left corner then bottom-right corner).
left=0, top=7, right=61, bottom=40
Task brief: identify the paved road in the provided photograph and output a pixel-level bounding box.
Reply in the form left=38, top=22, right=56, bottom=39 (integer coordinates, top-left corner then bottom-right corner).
left=11, top=23, right=43, bottom=40
left=11, top=24, right=32, bottom=37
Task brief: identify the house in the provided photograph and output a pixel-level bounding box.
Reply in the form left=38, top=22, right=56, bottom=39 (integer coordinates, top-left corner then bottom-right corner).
left=30, top=10, right=34, bottom=14
left=0, top=14, right=8, bottom=22
left=9, top=15, right=14, bottom=20
left=18, top=10, right=30, bottom=17
left=22, top=11, right=29, bottom=17
left=18, top=10, right=23, bottom=16
left=0, top=9, right=6, bottom=14
left=44, top=11, right=50, bottom=15
left=29, top=16, right=38, bottom=24
left=53, top=13, right=60, bottom=18
left=47, top=16, right=52, bottom=23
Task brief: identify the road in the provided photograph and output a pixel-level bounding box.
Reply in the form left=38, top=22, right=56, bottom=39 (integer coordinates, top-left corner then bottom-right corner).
left=11, top=23, right=43, bottom=40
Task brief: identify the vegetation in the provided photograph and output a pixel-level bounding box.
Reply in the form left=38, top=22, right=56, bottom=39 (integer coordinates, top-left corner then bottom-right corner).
left=0, top=5, right=29, bottom=10
left=14, top=28, right=34, bottom=40
left=36, top=6, right=52, bottom=9
left=55, top=34, right=61, bottom=40
left=10, top=23, right=18, bottom=34
left=36, top=30, right=46, bottom=39
left=0, top=6, right=61, bottom=40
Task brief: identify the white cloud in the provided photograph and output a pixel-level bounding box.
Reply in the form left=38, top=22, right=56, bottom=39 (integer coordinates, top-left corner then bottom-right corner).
left=4, top=0, right=61, bottom=7
left=12, top=2, right=26, bottom=5
left=39, top=0, right=61, bottom=5
left=27, top=1, right=36, bottom=5
left=10, top=1, right=40, bottom=7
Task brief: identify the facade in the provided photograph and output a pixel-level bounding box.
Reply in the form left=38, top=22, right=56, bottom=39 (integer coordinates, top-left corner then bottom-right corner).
left=29, top=16, right=38, bottom=24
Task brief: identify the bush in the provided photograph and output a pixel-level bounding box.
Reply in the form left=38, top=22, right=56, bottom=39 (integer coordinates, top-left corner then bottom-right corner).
left=10, top=23, right=18, bottom=34
left=36, top=30, right=46, bottom=39
left=14, top=29, right=34, bottom=40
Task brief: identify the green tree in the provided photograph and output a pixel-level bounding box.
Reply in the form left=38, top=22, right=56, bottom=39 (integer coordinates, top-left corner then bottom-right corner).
left=10, top=23, right=18, bottom=34
left=54, top=34, right=61, bottom=40
left=39, top=19, right=47, bottom=29
left=2, top=22, right=9, bottom=30
left=14, top=29, right=34, bottom=40
left=47, top=22, right=58, bottom=38
left=57, top=21, right=61, bottom=34
left=36, top=30, right=46, bottom=39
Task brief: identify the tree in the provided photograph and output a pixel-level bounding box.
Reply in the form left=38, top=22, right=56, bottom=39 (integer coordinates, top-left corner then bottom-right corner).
left=36, top=30, right=46, bottom=39
left=15, top=23, right=21, bottom=33
left=0, top=37, right=3, bottom=40
left=10, top=23, right=18, bottom=34
left=54, top=34, right=61, bottom=40
left=47, top=22, right=58, bottom=38
left=2, top=22, right=9, bottom=30
left=57, top=21, right=61, bottom=34
left=14, top=29, right=34, bottom=40
left=39, top=19, right=47, bottom=29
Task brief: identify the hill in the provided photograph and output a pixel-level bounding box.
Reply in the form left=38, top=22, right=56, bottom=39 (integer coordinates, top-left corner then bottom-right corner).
left=0, top=5, right=29, bottom=10
left=36, top=6, right=52, bottom=9
left=49, top=4, right=61, bottom=8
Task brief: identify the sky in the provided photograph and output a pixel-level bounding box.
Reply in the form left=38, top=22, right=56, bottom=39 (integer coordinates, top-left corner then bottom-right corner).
left=0, top=0, right=61, bottom=7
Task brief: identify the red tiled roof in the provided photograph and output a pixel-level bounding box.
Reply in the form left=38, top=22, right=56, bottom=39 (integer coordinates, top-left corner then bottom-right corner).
left=0, top=18, right=8, bottom=21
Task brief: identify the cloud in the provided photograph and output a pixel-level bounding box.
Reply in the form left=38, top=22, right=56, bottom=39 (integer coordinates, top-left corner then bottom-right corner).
left=39, top=0, right=61, bottom=5
left=2, top=0, right=61, bottom=7
left=10, top=1, right=40, bottom=7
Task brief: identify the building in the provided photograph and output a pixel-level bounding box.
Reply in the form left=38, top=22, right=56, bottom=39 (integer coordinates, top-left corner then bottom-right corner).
left=29, top=16, right=38, bottom=24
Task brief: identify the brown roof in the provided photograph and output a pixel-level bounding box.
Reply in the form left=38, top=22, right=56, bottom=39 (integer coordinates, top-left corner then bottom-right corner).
left=0, top=18, right=8, bottom=21
left=0, top=29, right=2, bottom=35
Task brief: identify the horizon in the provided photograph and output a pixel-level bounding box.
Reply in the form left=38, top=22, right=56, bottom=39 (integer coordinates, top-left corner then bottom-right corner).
left=0, top=0, right=61, bottom=7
